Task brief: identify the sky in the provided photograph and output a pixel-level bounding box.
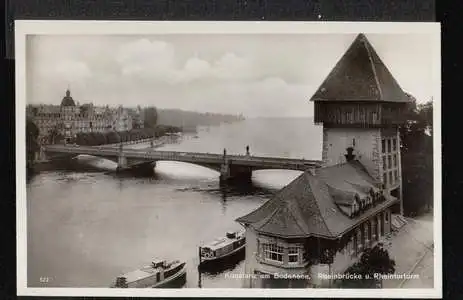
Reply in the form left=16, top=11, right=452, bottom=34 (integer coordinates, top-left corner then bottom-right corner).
left=26, top=33, right=435, bottom=118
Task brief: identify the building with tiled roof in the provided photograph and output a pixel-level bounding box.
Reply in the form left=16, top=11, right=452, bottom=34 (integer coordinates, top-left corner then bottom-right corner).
left=236, top=33, right=411, bottom=288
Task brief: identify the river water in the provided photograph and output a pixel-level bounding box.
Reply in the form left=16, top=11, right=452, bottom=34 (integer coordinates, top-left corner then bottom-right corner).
left=27, top=117, right=323, bottom=288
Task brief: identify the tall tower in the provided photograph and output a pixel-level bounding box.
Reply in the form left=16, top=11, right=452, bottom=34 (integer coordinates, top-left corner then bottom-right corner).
left=310, top=33, right=411, bottom=215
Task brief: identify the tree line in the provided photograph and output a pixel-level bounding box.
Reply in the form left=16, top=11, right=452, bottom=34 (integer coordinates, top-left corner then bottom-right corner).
left=26, top=119, right=40, bottom=172
left=156, top=108, right=245, bottom=130
left=73, top=125, right=181, bottom=146
left=400, top=94, right=433, bottom=217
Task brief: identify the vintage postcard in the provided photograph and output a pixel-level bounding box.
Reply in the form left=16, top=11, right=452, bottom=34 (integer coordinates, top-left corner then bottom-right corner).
left=16, top=21, right=441, bottom=298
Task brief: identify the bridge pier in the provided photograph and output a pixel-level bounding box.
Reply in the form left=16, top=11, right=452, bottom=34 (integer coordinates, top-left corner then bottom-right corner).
left=219, top=162, right=253, bottom=184
left=117, top=154, right=128, bottom=172
left=116, top=151, right=156, bottom=176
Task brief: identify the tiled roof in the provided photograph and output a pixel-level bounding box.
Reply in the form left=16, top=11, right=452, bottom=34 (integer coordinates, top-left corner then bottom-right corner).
left=236, top=161, right=397, bottom=239
left=310, top=33, right=409, bottom=103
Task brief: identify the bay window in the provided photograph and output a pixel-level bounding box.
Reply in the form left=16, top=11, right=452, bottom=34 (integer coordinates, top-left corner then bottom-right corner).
left=262, top=244, right=284, bottom=263
left=288, top=246, right=300, bottom=264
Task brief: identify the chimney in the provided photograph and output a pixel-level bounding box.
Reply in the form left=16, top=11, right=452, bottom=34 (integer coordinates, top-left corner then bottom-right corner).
left=345, top=147, right=356, bottom=162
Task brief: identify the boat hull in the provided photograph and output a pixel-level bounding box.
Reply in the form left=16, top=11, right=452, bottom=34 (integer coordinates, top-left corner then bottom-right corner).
left=152, top=266, right=187, bottom=288
left=199, top=244, right=245, bottom=271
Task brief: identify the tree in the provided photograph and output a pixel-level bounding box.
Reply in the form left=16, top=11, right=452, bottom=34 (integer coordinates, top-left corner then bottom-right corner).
left=400, top=94, right=433, bottom=216
left=106, top=131, right=121, bottom=144
left=26, top=119, right=39, bottom=166
left=143, top=107, right=158, bottom=129
left=341, top=245, right=395, bottom=288
left=47, top=125, right=64, bottom=144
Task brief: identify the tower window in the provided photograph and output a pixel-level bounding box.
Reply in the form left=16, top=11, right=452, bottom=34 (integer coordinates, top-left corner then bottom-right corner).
left=388, top=155, right=392, bottom=169
left=382, top=139, right=386, bottom=153
left=393, top=154, right=397, bottom=167
left=394, top=170, right=399, bottom=181
left=393, top=139, right=397, bottom=151
left=383, top=156, right=387, bottom=170
left=383, top=172, right=387, bottom=186
left=389, top=171, right=393, bottom=185
left=387, top=139, right=392, bottom=153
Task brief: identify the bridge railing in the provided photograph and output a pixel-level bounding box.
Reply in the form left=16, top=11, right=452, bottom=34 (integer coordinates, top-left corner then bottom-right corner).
left=44, top=145, right=322, bottom=168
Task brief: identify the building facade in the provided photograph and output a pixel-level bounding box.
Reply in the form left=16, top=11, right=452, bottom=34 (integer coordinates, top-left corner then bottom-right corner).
left=312, top=33, right=408, bottom=215
left=236, top=33, right=410, bottom=288
left=28, top=89, right=136, bottom=144
left=112, top=105, right=133, bottom=132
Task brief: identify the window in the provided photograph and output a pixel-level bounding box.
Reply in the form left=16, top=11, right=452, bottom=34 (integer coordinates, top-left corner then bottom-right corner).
left=288, top=246, right=300, bottom=263
left=383, top=172, right=388, bottom=186
left=382, top=139, right=386, bottom=153
left=378, top=214, right=384, bottom=236
left=263, top=244, right=284, bottom=263
left=356, top=229, right=363, bottom=252
left=393, top=154, right=397, bottom=167
left=393, top=139, right=397, bottom=151
left=383, top=156, right=387, bottom=170
left=364, top=223, right=370, bottom=246
left=387, top=139, right=392, bottom=153
left=389, top=171, right=393, bottom=185
left=385, top=211, right=389, bottom=223
left=346, top=111, right=353, bottom=123
left=350, top=237, right=356, bottom=256
left=372, top=219, right=378, bottom=240
left=388, top=155, right=392, bottom=169
left=394, top=170, right=399, bottom=182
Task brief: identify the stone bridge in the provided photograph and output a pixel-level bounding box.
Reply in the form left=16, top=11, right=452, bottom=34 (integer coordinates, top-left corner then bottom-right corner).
left=43, top=144, right=322, bottom=182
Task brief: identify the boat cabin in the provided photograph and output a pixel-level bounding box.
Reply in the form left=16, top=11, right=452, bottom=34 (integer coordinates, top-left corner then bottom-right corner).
left=200, top=231, right=246, bottom=260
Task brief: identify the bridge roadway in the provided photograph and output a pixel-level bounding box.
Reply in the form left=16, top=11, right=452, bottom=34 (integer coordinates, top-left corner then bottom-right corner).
left=44, top=144, right=322, bottom=171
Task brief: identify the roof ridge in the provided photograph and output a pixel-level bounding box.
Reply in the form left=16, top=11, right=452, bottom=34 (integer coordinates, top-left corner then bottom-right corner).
left=284, top=192, right=310, bottom=235
left=363, top=36, right=384, bottom=100
left=304, top=174, right=335, bottom=237
left=255, top=207, right=279, bottom=231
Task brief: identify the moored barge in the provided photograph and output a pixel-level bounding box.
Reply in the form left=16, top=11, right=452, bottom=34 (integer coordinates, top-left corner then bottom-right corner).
left=111, top=259, right=186, bottom=288
left=199, top=231, right=246, bottom=267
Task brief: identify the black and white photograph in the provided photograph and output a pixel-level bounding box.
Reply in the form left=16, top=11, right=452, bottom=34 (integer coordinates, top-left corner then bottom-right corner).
left=16, top=21, right=441, bottom=298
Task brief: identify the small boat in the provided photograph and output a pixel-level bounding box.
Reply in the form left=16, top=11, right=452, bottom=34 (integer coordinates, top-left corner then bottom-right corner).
left=199, top=231, right=246, bottom=266
left=111, top=259, right=186, bottom=288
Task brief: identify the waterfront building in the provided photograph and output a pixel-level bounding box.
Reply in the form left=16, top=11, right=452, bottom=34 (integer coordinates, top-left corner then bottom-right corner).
left=236, top=33, right=411, bottom=288
left=28, top=88, right=133, bottom=144
left=128, top=105, right=145, bottom=129
left=27, top=104, right=61, bottom=144
left=112, top=105, right=133, bottom=132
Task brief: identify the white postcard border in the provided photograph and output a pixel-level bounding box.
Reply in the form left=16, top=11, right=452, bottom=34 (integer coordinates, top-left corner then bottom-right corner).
left=15, top=20, right=442, bottom=298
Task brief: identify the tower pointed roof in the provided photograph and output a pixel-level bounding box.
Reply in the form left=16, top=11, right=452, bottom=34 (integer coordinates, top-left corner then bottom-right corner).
left=310, top=33, right=409, bottom=103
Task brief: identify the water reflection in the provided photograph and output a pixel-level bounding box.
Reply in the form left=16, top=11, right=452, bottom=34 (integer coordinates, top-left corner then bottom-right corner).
left=27, top=118, right=321, bottom=288
left=197, top=250, right=246, bottom=288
